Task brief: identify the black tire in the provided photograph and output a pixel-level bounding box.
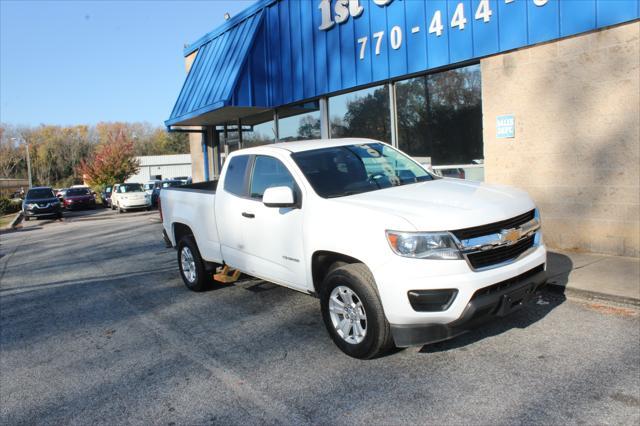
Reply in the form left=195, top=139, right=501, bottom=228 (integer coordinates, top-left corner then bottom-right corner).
left=24, top=216, right=30, bottom=222
left=320, top=263, right=395, bottom=359
left=177, top=236, right=211, bottom=292
left=57, top=212, right=63, bottom=220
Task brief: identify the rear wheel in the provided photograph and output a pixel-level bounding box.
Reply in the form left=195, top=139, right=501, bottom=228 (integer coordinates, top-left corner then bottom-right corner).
left=177, top=236, right=211, bottom=292
left=24, top=216, right=30, bottom=222
left=320, top=263, right=395, bottom=359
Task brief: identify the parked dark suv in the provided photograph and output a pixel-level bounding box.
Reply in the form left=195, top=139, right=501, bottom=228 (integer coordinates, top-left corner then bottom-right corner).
left=22, top=187, right=63, bottom=221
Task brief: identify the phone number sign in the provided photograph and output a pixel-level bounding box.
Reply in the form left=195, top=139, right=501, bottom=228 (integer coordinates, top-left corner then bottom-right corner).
left=314, top=0, right=639, bottom=82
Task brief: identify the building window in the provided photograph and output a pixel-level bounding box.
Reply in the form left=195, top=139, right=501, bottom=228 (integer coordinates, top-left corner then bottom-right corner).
left=396, top=65, right=482, bottom=166
left=242, top=111, right=277, bottom=148
left=277, top=101, right=321, bottom=142
left=329, top=85, right=391, bottom=143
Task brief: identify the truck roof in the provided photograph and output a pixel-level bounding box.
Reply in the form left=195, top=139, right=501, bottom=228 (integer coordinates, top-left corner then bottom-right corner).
left=268, top=138, right=382, bottom=153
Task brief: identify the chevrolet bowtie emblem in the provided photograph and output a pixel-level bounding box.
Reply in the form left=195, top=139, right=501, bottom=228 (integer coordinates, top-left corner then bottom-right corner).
left=500, top=228, right=521, bottom=244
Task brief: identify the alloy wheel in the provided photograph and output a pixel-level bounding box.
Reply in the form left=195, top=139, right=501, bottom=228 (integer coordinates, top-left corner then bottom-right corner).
left=180, top=246, right=197, bottom=283
left=328, top=285, right=367, bottom=344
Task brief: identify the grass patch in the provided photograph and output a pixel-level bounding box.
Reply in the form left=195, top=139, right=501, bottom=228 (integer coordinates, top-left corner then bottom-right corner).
left=0, top=213, right=18, bottom=229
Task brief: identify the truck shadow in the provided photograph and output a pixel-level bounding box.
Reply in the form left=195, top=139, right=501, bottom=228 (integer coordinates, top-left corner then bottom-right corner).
left=419, top=253, right=573, bottom=354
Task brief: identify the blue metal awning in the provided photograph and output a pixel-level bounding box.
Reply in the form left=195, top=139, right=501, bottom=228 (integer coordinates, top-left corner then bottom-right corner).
left=165, top=9, right=266, bottom=127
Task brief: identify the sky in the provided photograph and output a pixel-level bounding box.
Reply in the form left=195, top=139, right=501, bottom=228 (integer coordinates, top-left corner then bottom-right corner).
left=0, top=0, right=256, bottom=127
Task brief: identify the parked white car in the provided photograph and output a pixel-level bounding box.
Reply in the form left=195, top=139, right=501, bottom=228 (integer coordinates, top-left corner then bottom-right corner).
left=143, top=180, right=161, bottom=195
left=160, top=139, right=546, bottom=359
left=111, top=183, right=151, bottom=213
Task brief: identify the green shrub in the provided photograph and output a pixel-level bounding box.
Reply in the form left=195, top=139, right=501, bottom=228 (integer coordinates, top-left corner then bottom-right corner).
left=0, top=197, right=21, bottom=216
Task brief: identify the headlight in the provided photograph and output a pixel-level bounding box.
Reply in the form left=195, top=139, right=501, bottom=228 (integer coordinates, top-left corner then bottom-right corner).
left=52, top=200, right=60, bottom=205
left=386, top=231, right=461, bottom=260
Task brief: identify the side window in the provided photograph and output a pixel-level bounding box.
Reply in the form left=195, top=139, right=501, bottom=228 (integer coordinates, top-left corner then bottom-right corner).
left=223, top=155, right=250, bottom=196
left=250, top=156, right=296, bottom=199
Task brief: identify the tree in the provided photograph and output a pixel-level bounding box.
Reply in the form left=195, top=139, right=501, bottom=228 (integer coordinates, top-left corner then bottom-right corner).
left=296, top=115, right=321, bottom=140
left=79, top=129, right=139, bottom=189
left=0, top=128, right=24, bottom=178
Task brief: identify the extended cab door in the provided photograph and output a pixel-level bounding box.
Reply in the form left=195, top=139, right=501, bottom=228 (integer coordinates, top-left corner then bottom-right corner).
left=241, top=155, right=307, bottom=290
left=215, top=154, right=254, bottom=271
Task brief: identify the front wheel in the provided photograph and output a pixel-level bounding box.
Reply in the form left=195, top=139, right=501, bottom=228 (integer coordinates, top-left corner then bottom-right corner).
left=320, top=263, right=395, bottom=359
left=177, top=236, right=211, bottom=292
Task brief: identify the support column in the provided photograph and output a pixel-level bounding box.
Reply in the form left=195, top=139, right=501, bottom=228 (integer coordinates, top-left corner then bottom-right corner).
left=388, top=82, right=398, bottom=148
left=273, top=110, right=280, bottom=142
left=319, top=97, right=330, bottom=139
left=201, top=131, right=209, bottom=182
left=211, top=128, right=221, bottom=178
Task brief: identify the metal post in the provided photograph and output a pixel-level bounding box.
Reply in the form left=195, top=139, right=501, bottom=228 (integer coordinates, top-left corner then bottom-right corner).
left=319, top=97, right=330, bottom=139
left=25, top=142, right=32, bottom=188
left=237, top=119, right=243, bottom=149
left=202, top=131, right=209, bottom=182
left=273, top=110, right=280, bottom=142
left=388, top=82, right=398, bottom=148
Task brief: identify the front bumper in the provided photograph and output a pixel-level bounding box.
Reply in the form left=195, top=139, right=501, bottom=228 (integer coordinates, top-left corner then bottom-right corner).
left=24, top=205, right=62, bottom=217
left=65, top=200, right=95, bottom=209
left=390, top=265, right=547, bottom=347
left=120, top=199, right=151, bottom=209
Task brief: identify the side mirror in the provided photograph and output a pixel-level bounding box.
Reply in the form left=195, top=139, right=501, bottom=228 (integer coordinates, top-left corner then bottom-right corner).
left=263, top=186, right=296, bottom=208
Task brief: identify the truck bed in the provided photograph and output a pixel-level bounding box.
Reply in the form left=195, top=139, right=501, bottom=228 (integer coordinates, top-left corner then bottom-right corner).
left=160, top=179, right=222, bottom=263
left=168, top=179, right=218, bottom=193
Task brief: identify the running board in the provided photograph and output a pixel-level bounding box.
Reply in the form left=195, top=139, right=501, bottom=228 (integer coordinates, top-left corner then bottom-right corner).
left=213, top=265, right=241, bottom=283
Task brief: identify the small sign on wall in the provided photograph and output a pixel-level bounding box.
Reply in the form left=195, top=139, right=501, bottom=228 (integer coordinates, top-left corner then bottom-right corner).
left=496, top=114, right=515, bottom=139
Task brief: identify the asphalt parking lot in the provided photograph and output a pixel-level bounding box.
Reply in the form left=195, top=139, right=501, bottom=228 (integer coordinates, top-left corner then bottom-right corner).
left=1, top=210, right=639, bottom=425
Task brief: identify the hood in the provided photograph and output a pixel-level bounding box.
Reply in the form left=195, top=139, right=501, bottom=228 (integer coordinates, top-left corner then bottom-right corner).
left=334, top=179, right=536, bottom=231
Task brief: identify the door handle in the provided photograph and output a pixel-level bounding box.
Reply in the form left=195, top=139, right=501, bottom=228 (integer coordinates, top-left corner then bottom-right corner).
left=241, top=212, right=255, bottom=219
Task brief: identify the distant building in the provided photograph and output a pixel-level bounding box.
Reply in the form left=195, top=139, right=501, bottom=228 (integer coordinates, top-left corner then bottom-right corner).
left=126, top=154, right=192, bottom=183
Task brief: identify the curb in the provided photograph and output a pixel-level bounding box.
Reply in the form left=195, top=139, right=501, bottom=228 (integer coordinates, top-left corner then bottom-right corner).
left=544, top=281, right=640, bottom=307
left=9, top=212, right=23, bottom=229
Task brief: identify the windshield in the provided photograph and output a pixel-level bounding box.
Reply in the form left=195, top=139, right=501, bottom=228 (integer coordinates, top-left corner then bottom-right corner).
left=26, top=188, right=55, bottom=199
left=66, top=188, right=90, bottom=196
left=291, top=143, right=434, bottom=198
left=161, top=181, right=182, bottom=188
left=143, top=183, right=156, bottom=191
left=118, top=183, right=144, bottom=193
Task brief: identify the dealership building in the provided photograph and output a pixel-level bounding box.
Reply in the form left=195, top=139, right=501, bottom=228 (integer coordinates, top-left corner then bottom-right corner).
left=166, top=0, right=639, bottom=257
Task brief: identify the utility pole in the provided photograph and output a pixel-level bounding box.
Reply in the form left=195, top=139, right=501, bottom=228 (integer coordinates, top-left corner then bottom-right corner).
left=25, top=142, right=32, bottom=188
left=10, top=137, right=32, bottom=188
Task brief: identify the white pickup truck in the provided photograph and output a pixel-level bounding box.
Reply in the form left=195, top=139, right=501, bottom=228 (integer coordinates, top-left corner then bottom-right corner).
left=160, top=138, right=546, bottom=359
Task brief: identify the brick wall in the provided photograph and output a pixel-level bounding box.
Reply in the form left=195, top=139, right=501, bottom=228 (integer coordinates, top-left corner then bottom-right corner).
left=482, top=21, right=639, bottom=257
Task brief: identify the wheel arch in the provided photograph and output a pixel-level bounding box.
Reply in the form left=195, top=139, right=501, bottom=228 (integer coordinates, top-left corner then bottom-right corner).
left=311, top=250, right=368, bottom=296
left=172, top=222, right=194, bottom=247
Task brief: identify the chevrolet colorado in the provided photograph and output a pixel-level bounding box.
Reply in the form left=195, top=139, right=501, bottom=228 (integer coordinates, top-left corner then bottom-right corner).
left=160, top=138, right=546, bottom=358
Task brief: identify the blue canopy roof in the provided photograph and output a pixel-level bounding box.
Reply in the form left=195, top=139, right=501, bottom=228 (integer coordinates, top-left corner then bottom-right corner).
left=165, top=9, right=266, bottom=127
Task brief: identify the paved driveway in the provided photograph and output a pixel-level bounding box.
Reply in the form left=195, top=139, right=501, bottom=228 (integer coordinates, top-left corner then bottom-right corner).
left=1, top=212, right=638, bottom=425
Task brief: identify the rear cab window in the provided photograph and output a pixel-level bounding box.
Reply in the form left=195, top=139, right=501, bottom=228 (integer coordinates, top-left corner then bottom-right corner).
left=223, top=155, right=251, bottom=196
